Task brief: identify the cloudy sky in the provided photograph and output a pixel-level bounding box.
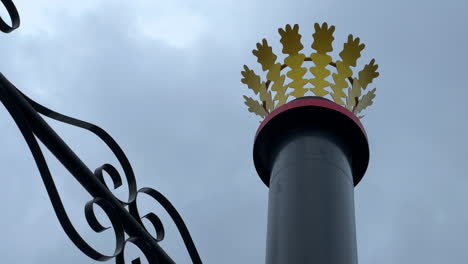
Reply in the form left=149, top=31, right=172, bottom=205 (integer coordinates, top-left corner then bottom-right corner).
left=1, top=0, right=468, bottom=263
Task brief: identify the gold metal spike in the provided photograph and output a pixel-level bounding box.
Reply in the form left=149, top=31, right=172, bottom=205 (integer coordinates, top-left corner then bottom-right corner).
left=279, top=24, right=304, bottom=55
left=253, top=39, right=278, bottom=71
left=243, top=95, right=268, bottom=118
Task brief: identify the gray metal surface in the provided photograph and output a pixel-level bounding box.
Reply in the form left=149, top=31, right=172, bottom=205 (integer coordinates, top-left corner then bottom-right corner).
left=265, top=130, right=357, bottom=264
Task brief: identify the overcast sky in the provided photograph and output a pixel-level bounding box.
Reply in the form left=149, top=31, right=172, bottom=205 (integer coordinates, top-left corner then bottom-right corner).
left=1, top=0, right=468, bottom=263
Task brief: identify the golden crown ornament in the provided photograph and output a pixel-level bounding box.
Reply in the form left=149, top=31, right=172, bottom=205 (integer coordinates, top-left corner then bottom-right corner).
left=241, top=23, right=379, bottom=119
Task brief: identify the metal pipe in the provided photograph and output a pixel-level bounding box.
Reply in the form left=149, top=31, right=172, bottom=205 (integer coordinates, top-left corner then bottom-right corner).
left=266, top=130, right=357, bottom=264
left=253, top=97, right=369, bottom=264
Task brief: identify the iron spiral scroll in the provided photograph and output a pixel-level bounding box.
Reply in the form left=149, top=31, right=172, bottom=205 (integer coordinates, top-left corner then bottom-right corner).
left=0, top=1, right=202, bottom=263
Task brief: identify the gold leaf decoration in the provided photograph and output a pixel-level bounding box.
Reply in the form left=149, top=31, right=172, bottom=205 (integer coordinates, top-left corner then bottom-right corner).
left=330, top=61, right=351, bottom=105
left=240, top=22, right=379, bottom=120
left=358, top=59, right=379, bottom=89
left=241, top=65, right=274, bottom=113
left=259, top=85, right=275, bottom=112
left=311, top=22, right=335, bottom=53
left=243, top=95, right=267, bottom=118
left=279, top=24, right=304, bottom=55
left=331, top=35, right=365, bottom=105
left=310, top=23, right=335, bottom=97
left=339, top=35, right=365, bottom=67
left=345, top=78, right=361, bottom=111
left=241, top=65, right=264, bottom=95
left=253, top=39, right=278, bottom=71
left=267, top=63, right=289, bottom=107
left=310, top=53, right=332, bottom=97
left=285, top=53, right=308, bottom=97
left=354, top=88, right=376, bottom=115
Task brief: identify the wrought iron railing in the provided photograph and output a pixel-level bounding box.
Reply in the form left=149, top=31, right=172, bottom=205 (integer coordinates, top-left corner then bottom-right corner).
left=0, top=1, right=202, bottom=263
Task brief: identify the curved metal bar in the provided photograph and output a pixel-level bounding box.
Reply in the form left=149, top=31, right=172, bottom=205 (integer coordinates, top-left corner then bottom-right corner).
left=18, top=89, right=138, bottom=205
left=0, top=73, right=178, bottom=263
left=10, top=79, right=202, bottom=263
left=0, top=0, right=20, bottom=33
left=141, top=212, right=165, bottom=242
left=116, top=237, right=160, bottom=264
left=94, top=163, right=130, bottom=205
left=84, top=197, right=126, bottom=257
left=129, top=188, right=202, bottom=264
left=0, top=86, right=123, bottom=261
left=1, top=3, right=203, bottom=262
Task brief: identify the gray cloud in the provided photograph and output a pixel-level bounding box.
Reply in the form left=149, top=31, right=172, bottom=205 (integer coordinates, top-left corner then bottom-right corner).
left=1, top=0, right=468, bottom=263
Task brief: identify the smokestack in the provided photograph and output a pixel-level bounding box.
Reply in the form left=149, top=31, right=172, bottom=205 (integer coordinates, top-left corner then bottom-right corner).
left=253, top=97, right=369, bottom=264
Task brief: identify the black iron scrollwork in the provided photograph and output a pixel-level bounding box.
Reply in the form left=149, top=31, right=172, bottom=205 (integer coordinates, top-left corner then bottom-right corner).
left=0, top=72, right=202, bottom=264
left=1, top=1, right=202, bottom=263
left=0, top=0, right=20, bottom=33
